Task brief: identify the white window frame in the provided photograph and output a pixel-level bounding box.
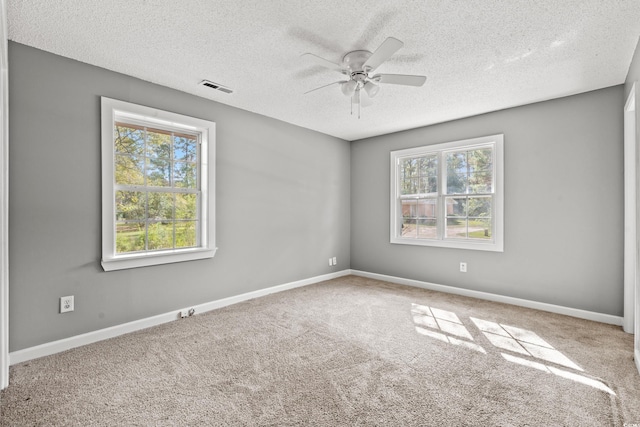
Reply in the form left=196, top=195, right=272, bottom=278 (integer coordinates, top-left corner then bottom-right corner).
left=101, top=97, right=217, bottom=271
left=390, top=134, right=504, bottom=252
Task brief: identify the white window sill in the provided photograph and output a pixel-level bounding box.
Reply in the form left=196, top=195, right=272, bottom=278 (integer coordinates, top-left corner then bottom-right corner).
left=390, top=237, right=503, bottom=252
left=101, top=247, right=217, bottom=271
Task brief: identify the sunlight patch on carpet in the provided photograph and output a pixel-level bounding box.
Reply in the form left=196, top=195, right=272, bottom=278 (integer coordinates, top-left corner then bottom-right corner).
left=471, top=317, right=583, bottom=371
left=411, top=304, right=474, bottom=340
left=410, top=303, right=613, bottom=397
left=502, top=353, right=615, bottom=395
left=414, top=326, right=487, bottom=354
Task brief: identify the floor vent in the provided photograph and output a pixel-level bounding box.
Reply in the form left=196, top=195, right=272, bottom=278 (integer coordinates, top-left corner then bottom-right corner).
left=199, top=80, right=233, bottom=94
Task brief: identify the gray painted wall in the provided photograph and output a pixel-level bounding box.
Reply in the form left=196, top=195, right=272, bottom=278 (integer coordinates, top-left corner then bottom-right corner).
left=8, top=42, right=351, bottom=351
left=351, top=86, right=624, bottom=316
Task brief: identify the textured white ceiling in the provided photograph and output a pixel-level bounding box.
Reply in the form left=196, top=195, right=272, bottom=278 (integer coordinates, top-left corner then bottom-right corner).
left=8, top=0, right=640, bottom=141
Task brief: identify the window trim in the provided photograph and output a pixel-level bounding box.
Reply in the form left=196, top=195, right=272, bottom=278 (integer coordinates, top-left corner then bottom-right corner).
left=390, top=134, right=504, bottom=252
left=101, top=97, right=217, bottom=271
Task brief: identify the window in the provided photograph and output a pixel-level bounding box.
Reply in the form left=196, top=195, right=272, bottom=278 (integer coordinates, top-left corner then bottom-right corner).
left=101, top=97, right=216, bottom=270
left=390, top=134, right=503, bottom=252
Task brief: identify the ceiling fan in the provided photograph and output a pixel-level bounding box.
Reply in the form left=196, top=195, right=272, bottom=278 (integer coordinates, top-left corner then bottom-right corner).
left=302, top=37, right=426, bottom=118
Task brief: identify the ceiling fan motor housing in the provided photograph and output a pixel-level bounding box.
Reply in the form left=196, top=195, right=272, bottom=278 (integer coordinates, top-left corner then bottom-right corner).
left=343, top=50, right=374, bottom=93
left=342, top=50, right=373, bottom=73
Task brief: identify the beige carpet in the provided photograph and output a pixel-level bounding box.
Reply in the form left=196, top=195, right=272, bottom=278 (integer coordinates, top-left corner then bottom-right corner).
left=2, top=275, right=639, bottom=426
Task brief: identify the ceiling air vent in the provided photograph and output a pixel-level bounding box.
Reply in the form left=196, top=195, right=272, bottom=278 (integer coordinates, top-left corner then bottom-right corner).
left=199, top=80, right=233, bottom=94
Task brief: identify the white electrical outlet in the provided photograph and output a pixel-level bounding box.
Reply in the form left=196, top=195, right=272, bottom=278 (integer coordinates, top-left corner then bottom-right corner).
left=332, top=257, right=337, bottom=265
left=329, top=258, right=333, bottom=266
left=60, top=295, right=74, bottom=313
left=460, top=262, right=467, bottom=273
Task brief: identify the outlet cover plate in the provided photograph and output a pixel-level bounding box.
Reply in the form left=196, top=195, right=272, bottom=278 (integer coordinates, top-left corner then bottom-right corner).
left=60, top=295, right=74, bottom=313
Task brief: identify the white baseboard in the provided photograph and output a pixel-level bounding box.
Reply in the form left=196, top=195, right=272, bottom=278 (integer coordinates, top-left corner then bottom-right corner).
left=350, top=270, right=624, bottom=326
left=9, top=268, right=625, bottom=365
left=9, top=269, right=351, bottom=365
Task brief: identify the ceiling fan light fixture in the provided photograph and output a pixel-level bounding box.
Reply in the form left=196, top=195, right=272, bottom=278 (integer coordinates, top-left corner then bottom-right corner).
left=341, top=80, right=357, bottom=96
left=363, top=81, right=380, bottom=97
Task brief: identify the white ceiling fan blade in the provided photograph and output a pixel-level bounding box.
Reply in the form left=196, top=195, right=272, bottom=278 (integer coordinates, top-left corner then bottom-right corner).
left=304, top=80, right=348, bottom=94
left=301, top=53, right=345, bottom=74
left=373, top=74, right=426, bottom=87
left=363, top=37, right=404, bottom=72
